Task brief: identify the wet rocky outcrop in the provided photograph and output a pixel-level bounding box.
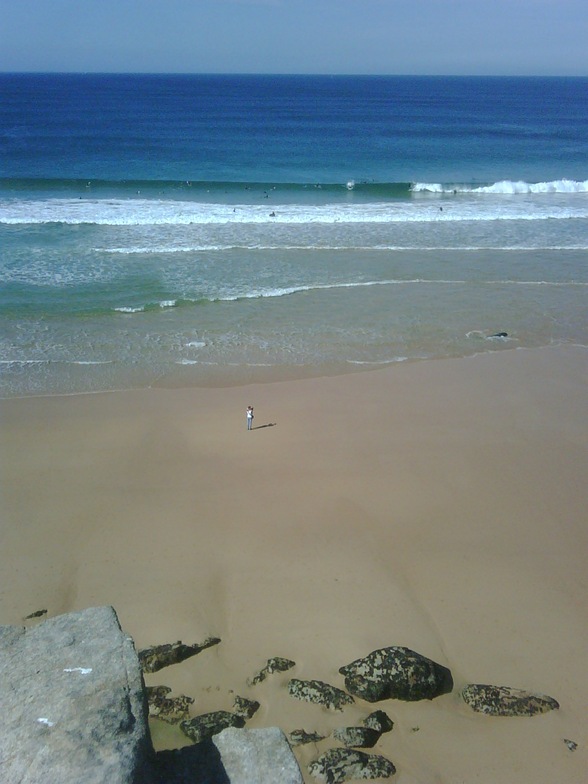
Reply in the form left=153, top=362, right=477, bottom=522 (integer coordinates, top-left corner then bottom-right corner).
left=362, top=709, right=394, bottom=733
left=339, top=646, right=453, bottom=702
left=2, top=606, right=565, bottom=783
left=289, top=729, right=327, bottom=746
left=178, top=694, right=260, bottom=744
left=461, top=684, right=560, bottom=716
left=330, top=709, right=395, bottom=749
left=145, top=685, right=194, bottom=724
left=332, top=726, right=382, bottom=748
left=232, top=695, right=261, bottom=720
left=288, top=678, right=355, bottom=711
left=180, top=709, right=246, bottom=743
left=138, top=637, right=221, bottom=673
left=308, top=748, right=396, bottom=782
left=23, top=609, right=48, bottom=620
left=248, top=656, right=296, bottom=685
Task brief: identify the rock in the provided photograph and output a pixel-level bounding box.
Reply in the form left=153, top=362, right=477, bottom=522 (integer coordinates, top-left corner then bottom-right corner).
left=145, top=685, right=194, bottom=724
left=362, top=710, right=394, bottom=733
left=461, top=684, right=560, bottom=716
left=180, top=710, right=245, bottom=743
left=138, top=637, right=221, bottom=673
left=289, top=729, right=326, bottom=746
left=339, top=646, right=453, bottom=702
left=309, top=748, right=396, bottom=782
left=248, top=656, right=296, bottom=685
left=213, top=727, right=304, bottom=784
left=288, top=679, right=354, bottom=711
left=233, top=695, right=260, bottom=720
left=0, top=606, right=154, bottom=784
left=332, top=726, right=381, bottom=748
left=24, top=609, right=48, bottom=620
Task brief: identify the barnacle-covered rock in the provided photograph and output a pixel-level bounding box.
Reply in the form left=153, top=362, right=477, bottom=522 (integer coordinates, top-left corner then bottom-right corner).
left=145, top=685, right=194, bottom=723
left=339, top=646, right=453, bottom=702
left=180, top=710, right=245, bottom=743
left=461, top=684, right=559, bottom=716
left=362, top=710, right=394, bottom=733
left=332, top=726, right=381, bottom=748
left=232, top=695, right=260, bottom=720
left=138, top=637, right=220, bottom=673
left=309, top=748, right=396, bottom=782
left=288, top=678, right=354, bottom=711
left=289, top=729, right=327, bottom=746
left=248, top=656, right=296, bottom=685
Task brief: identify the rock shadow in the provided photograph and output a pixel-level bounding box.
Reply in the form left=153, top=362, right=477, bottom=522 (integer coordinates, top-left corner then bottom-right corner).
left=151, top=740, right=230, bottom=784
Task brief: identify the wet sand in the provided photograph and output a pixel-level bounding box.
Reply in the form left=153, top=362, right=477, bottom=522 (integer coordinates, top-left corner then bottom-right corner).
left=1, top=345, right=587, bottom=783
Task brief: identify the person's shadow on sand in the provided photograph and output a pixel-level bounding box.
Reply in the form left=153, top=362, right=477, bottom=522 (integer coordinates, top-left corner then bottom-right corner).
left=252, top=423, right=277, bottom=430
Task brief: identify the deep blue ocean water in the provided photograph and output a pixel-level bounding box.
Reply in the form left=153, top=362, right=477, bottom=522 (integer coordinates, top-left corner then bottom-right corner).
left=1, top=74, right=587, bottom=396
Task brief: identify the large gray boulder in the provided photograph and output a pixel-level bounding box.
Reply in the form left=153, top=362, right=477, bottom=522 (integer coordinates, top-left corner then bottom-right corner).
left=0, top=606, right=153, bottom=784
left=339, top=646, right=453, bottom=702
left=213, top=727, right=304, bottom=784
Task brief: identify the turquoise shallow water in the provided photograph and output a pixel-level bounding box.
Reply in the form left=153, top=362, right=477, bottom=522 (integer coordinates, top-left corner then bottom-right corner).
left=1, top=75, right=587, bottom=396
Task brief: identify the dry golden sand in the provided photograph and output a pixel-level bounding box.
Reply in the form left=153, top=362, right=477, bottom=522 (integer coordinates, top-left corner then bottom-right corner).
left=1, top=345, right=587, bottom=783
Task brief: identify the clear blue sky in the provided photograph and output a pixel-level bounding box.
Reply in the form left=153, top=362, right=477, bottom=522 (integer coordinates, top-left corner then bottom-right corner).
left=1, top=0, right=586, bottom=76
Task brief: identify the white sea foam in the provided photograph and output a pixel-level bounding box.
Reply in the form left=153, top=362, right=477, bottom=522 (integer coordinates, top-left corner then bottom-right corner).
left=472, top=179, right=588, bottom=194
left=346, top=357, right=409, bottom=365
left=0, top=359, right=113, bottom=365
left=94, top=243, right=588, bottom=255
left=196, top=277, right=588, bottom=305
left=3, top=188, right=588, bottom=226
left=412, top=178, right=588, bottom=194
left=466, top=330, right=516, bottom=341
left=113, top=300, right=177, bottom=313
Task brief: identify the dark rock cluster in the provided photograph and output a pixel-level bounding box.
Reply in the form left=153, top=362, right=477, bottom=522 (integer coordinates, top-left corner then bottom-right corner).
left=2, top=608, right=564, bottom=784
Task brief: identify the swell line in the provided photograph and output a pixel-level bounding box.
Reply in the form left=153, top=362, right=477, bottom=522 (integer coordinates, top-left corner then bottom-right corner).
left=94, top=244, right=588, bottom=254
left=2, top=176, right=587, bottom=195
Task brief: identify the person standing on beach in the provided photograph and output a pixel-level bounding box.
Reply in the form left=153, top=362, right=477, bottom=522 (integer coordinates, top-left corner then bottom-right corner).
left=247, top=405, right=254, bottom=430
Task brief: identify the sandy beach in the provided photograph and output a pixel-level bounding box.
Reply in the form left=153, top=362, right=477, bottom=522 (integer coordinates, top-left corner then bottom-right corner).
left=1, top=345, right=587, bottom=783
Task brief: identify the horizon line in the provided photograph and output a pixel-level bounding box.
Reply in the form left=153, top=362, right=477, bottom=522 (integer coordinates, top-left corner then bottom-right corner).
left=1, top=70, right=586, bottom=79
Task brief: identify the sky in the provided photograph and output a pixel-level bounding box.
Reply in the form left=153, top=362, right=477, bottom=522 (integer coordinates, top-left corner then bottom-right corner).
left=0, top=0, right=586, bottom=76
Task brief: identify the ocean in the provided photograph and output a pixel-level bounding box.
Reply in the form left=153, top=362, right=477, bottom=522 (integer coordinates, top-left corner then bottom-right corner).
left=1, top=73, right=587, bottom=397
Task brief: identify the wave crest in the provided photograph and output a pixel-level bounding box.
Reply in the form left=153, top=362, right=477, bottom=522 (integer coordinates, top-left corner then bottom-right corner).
left=411, top=178, right=588, bottom=194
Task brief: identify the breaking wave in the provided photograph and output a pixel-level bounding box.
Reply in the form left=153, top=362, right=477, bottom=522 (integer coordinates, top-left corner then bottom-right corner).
left=411, top=178, right=588, bottom=194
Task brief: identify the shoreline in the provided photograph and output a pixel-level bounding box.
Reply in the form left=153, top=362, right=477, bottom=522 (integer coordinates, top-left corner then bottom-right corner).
left=4, top=341, right=586, bottom=403
left=2, top=344, right=587, bottom=783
